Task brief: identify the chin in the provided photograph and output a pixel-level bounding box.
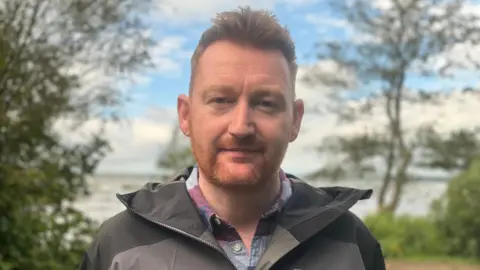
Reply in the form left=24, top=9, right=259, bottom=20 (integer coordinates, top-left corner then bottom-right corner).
left=213, top=163, right=263, bottom=188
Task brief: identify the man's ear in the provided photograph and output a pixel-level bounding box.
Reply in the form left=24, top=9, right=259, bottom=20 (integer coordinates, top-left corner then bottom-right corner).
left=290, top=99, right=304, bottom=142
left=177, top=94, right=191, bottom=137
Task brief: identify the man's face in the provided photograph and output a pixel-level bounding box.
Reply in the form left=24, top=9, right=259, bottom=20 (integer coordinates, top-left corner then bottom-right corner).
left=178, top=40, right=304, bottom=190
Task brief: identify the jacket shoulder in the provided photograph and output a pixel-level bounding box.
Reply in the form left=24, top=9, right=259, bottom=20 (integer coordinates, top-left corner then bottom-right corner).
left=82, top=211, right=139, bottom=269
left=317, top=210, right=385, bottom=269
left=343, top=211, right=386, bottom=269
left=81, top=210, right=171, bottom=270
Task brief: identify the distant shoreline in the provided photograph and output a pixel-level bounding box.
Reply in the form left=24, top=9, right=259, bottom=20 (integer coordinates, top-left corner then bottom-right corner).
left=90, top=173, right=453, bottom=183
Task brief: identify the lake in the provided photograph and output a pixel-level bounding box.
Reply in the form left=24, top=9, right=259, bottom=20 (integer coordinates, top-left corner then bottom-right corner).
left=74, top=174, right=448, bottom=223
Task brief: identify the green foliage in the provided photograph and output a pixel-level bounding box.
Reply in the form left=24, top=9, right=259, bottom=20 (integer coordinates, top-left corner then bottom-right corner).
left=0, top=0, right=154, bottom=269
left=431, top=157, right=480, bottom=259
left=364, top=212, right=447, bottom=259
left=417, top=127, right=480, bottom=170
left=311, top=132, right=386, bottom=180
left=365, top=158, right=480, bottom=261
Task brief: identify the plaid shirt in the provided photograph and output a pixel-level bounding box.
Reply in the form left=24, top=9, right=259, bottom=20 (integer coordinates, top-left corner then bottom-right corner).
left=185, top=166, right=292, bottom=270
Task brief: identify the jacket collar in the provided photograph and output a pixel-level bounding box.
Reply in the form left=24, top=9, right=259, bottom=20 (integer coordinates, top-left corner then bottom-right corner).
left=117, top=167, right=205, bottom=238
left=116, top=167, right=372, bottom=244
left=280, top=174, right=371, bottom=241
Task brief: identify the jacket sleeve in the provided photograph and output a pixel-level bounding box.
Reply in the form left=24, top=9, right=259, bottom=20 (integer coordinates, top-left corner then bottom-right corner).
left=78, top=251, right=95, bottom=270
left=353, top=214, right=387, bottom=270
left=78, top=238, right=105, bottom=270
left=368, top=243, right=386, bottom=270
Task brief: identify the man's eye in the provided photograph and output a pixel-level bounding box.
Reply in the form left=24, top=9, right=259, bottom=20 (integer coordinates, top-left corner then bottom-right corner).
left=257, top=99, right=278, bottom=109
left=212, top=97, right=228, bottom=103
left=260, top=100, right=274, bottom=107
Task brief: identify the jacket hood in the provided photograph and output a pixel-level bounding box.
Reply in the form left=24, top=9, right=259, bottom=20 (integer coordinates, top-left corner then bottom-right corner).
left=116, top=167, right=372, bottom=240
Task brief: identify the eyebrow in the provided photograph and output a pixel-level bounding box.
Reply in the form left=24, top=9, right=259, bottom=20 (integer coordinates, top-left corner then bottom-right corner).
left=250, top=88, right=284, bottom=99
left=202, top=84, right=284, bottom=94
left=201, top=85, right=236, bottom=99
left=201, top=85, right=288, bottom=108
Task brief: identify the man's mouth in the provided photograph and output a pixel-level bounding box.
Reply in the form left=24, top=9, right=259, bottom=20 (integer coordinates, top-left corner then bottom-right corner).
left=219, top=148, right=262, bottom=153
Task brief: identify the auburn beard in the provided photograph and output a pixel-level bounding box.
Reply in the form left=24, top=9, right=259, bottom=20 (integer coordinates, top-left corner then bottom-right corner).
left=190, top=135, right=284, bottom=191
left=212, top=156, right=264, bottom=188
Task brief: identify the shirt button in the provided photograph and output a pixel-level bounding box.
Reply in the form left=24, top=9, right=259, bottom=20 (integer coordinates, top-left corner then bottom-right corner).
left=232, top=243, right=243, bottom=252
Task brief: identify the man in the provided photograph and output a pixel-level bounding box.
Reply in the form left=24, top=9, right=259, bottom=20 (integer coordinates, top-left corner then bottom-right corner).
left=79, top=6, right=386, bottom=270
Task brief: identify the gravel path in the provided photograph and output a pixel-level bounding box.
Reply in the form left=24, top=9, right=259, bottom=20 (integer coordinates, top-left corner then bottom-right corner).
left=387, top=260, right=480, bottom=270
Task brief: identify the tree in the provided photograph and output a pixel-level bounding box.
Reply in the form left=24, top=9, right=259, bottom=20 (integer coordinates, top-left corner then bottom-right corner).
left=307, top=0, right=480, bottom=212
left=417, top=126, right=480, bottom=171
left=431, top=156, right=480, bottom=259
left=156, top=124, right=195, bottom=179
left=0, top=0, right=154, bottom=269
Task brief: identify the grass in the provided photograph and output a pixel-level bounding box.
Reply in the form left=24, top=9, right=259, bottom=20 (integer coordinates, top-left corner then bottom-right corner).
left=394, top=256, right=480, bottom=265
left=386, top=256, right=480, bottom=270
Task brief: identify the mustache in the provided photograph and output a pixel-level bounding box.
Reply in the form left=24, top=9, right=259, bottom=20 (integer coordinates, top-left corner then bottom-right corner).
left=215, top=136, right=265, bottom=152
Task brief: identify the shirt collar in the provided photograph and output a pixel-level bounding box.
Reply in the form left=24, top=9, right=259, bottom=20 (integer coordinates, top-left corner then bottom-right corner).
left=186, top=166, right=293, bottom=229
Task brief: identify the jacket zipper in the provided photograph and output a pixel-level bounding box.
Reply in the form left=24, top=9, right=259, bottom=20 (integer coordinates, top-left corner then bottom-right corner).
left=124, top=206, right=236, bottom=269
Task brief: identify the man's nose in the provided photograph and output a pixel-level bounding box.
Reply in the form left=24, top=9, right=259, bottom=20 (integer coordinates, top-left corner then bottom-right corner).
left=227, top=101, right=255, bottom=138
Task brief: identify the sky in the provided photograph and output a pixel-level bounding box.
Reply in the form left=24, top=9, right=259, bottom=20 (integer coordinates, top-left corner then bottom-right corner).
left=63, top=0, right=480, bottom=176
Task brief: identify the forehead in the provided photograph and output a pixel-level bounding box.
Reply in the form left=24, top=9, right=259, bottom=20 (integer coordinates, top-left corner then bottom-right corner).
left=193, top=41, right=293, bottom=95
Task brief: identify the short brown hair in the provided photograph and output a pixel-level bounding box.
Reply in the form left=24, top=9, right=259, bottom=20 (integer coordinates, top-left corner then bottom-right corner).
left=189, top=6, right=297, bottom=93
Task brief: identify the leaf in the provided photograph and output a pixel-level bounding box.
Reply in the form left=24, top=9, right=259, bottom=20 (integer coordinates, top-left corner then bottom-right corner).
left=0, top=0, right=155, bottom=268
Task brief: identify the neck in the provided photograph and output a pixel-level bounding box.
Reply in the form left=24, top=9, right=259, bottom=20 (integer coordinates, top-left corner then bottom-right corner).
left=198, top=171, right=281, bottom=228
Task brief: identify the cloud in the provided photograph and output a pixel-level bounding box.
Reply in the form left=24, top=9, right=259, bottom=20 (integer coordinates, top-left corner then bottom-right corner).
left=136, top=36, right=190, bottom=83
left=317, top=90, right=480, bottom=142
left=152, top=36, right=190, bottom=73
left=305, top=14, right=351, bottom=34
left=152, top=0, right=318, bottom=24
left=55, top=107, right=178, bottom=174
left=62, top=33, right=190, bottom=107
left=153, top=0, right=274, bottom=24
left=283, top=0, right=321, bottom=7
left=97, top=108, right=177, bottom=173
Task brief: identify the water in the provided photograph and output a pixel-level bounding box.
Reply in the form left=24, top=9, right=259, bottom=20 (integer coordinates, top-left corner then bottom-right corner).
left=74, top=174, right=448, bottom=223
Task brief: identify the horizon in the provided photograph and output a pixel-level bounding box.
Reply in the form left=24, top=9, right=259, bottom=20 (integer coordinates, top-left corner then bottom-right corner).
left=92, top=170, right=454, bottom=182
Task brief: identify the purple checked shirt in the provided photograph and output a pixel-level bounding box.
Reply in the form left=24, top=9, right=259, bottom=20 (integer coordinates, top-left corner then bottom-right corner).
left=185, top=166, right=293, bottom=270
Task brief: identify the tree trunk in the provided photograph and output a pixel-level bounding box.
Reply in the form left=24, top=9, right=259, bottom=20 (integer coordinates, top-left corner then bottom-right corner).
left=386, top=148, right=412, bottom=212
left=378, top=90, right=396, bottom=210
left=378, top=61, right=408, bottom=213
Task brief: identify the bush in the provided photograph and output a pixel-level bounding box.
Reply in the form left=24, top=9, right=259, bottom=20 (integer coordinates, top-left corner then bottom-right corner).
left=364, top=158, right=480, bottom=261
left=431, top=158, right=480, bottom=259
left=364, top=212, right=447, bottom=258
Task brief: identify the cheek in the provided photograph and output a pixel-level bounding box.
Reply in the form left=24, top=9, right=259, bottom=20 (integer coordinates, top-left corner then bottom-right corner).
left=260, top=118, right=292, bottom=143
left=190, top=120, right=218, bottom=150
